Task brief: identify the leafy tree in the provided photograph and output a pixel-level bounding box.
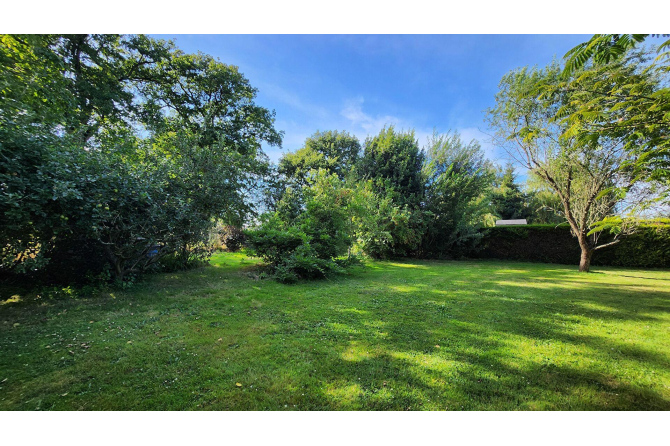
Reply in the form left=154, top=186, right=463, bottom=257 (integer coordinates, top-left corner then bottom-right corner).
left=352, top=182, right=419, bottom=259
left=358, top=126, right=425, bottom=207
left=1, top=34, right=172, bottom=144
left=357, top=126, right=425, bottom=257
left=490, top=163, right=532, bottom=221
left=421, top=131, right=495, bottom=257
left=278, top=130, right=360, bottom=185
left=562, top=34, right=669, bottom=74
left=556, top=37, right=670, bottom=208
left=487, top=63, right=638, bottom=272
left=140, top=48, right=282, bottom=151
left=0, top=126, right=70, bottom=274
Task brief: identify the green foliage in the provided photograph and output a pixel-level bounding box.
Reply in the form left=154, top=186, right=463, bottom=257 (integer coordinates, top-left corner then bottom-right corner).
left=140, top=48, right=282, bottom=151
left=523, top=174, right=565, bottom=224
left=244, top=222, right=313, bottom=283
left=217, top=225, right=246, bottom=252
left=562, top=34, right=651, bottom=75
left=562, top=34, right=668, bottom=75
left=490, top=163, right=532, bottom=220
left=599, top=221, right=670, bottom=268
left=356, top=127, right=425, bottom=257
left=351, top=181, right=421, bottom=259
left=587, top=215, right=625, bottom=236
left=278, top=130, right=360, bottom=185
left=245, top=170, right=363, bottom=282
left=421, top=131, right=495, bottom=257
left=487, top=61, right=642, bottom=271
left=358, top=126, right=425, bottom=208
left=559, top=37, right=670, bottom=207
left=0, top=126, right=66, bottom=273
left=0, top=34, right=281, bottom=283
left=478, top=224, right=579, bottom=265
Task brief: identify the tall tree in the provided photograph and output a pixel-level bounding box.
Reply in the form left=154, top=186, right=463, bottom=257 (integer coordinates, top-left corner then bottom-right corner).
left=0, top=34, right=173, bottom=144
left=422, top=131, right=495, bottom=257
left=357, top=126, right=425, bottom=257
left=557, top=37, right=670, bottom=208
left=140, top=48, right=282, bottom=151
left=358, top=126, right=424, bottom=208
left=487, top=63, right=637, bottom=272
left=1, top=34, right=281, bottom=280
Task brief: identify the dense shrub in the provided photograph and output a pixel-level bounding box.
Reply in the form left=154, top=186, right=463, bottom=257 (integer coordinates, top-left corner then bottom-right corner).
left=352, top=184, right=423, bottom=259
left=476, top=222, right=670, bottom=268
left=595, top=222, right=670, bottom=268
left=245, top=225, right=308, bottom=267
left=245, top=221, right=345, bottom=284
left=245, top=170, right=362, bottom=283
left=40, top=237, right=110, bottom=285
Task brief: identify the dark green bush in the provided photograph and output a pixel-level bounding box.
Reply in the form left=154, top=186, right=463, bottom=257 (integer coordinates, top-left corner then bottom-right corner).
left=244, top=225, right=309, bottom=267
left=595, top=222, right=670, bottom=268
left=245, top=225, right=344, bottom=284
left=476, top=222, right=670, bottom=268
left=244, top=171, right=363, bottom=283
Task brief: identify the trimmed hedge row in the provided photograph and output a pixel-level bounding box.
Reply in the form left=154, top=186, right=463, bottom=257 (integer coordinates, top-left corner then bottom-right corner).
left=476, top=223, right=670, bottom=269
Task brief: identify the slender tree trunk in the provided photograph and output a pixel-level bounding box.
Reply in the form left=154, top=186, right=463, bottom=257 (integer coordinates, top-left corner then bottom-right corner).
left=577, top=235, right=594, bottom=273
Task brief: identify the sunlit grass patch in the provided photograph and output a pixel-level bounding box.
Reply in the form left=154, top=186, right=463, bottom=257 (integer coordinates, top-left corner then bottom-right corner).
left=1, top=294, right=22, bottom=305
left=1, top=251, right=669, bottom=410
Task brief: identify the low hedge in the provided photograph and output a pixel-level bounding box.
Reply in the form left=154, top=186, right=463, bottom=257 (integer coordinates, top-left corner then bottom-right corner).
left=476, top=222, right=670, bottom=269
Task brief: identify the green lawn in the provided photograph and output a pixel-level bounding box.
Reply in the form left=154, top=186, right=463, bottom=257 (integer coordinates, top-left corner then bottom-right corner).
left=1, top=252, right=669, bottom=410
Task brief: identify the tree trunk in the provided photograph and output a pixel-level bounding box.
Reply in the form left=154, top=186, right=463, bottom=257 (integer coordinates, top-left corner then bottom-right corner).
left=578, top=244, right=594, bottom=273
left=103, top=245, right=125, bottom=281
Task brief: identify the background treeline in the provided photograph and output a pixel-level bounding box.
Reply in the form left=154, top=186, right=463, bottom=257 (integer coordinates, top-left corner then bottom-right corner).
left=246, top=34, right=670, bottom=279
left=244, top=126, right=656, bottom=282
left=2, top=34, right=669, bottom=287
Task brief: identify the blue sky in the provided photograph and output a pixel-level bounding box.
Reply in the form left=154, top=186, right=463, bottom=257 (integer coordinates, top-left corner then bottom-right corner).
left=155, top=34, right=590, bottom=164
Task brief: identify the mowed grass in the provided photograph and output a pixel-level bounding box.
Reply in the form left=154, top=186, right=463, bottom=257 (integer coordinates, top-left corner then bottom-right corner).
left=1, top=252, right=669, bottom=410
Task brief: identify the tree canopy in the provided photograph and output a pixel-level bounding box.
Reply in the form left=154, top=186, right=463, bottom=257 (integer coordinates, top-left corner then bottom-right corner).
left=1, top=34, right=281, bottom=281
left=278, top=130, right=361, bottom=185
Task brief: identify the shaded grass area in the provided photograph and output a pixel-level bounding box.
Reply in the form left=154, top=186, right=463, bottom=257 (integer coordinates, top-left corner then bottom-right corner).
left=1, top=252, right=669, bottom=410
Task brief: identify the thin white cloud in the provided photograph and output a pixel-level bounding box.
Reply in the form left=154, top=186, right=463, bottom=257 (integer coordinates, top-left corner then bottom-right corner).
left=340, top=98, right=439, bottom=150
left=340, top=97, right=405, bottom=139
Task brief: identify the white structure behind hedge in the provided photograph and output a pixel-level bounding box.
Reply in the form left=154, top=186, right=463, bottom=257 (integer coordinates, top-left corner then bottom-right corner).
left=495, top=219, right=528, bottom=226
